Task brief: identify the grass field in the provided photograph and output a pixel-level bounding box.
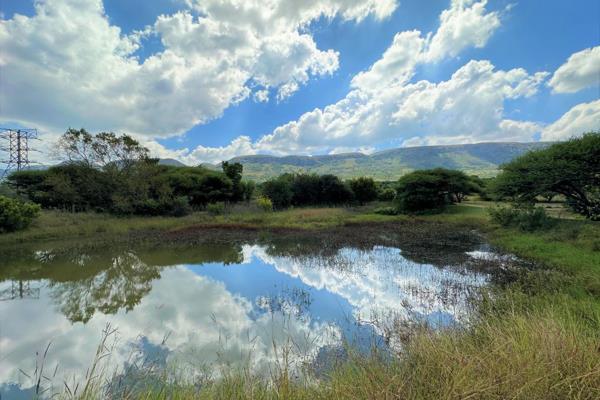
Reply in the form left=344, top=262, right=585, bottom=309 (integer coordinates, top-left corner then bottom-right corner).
left=2, top=203, right=599, bottom=399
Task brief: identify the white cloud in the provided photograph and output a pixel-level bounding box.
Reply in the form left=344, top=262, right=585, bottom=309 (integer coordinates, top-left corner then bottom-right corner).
left=351, top=30, right=425, bottom=91
left=424, top=0, right=501, bottom=62
left=249, top=60, right=547, bottom=155
left=548, top=46, right=600, bottom=93
left=0, top=266, right=340, bottom=389
left=541, top=99, right=600, bottom=141
left=156, top=0, right=521, bottom=163
left=0, top=0, right=397, bottom=139
left=253, top=89, right=270, bottom=103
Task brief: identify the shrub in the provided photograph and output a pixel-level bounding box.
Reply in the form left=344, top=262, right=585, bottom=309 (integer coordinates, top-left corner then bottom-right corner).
left=168, top=196, right=192, bottom=217
left=373, top=206, right=399, bottom=215
left=488, top=204, right=553, bottom=231
left=317, top=174, right=354, bottom=205
left=207, top=202, right=226, bottom=215
left=262, top=176, right=293, bottom=209
left=256, top=196, right=273, bottom=212
left=0, top=195, right=41, bottom=233
left=378, top=187, right=396, bottom=202
left=349, top=177, right=378, bottom=205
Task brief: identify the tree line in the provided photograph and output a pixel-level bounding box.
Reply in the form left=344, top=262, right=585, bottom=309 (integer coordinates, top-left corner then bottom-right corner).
left=5, top=129, right=253, bottom=216
left=1, top=129, right=598, bottom=233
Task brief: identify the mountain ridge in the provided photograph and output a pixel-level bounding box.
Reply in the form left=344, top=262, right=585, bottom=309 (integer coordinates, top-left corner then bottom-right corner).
left=223, top=141, right=552, bottom=181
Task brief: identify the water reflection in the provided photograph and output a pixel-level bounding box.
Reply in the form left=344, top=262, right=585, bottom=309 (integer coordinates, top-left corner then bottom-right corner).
left=0, top=238, right=492, bottom=397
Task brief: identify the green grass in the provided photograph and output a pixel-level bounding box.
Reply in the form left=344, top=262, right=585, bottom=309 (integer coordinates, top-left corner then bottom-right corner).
left=0, top=205, right=407, bottom=247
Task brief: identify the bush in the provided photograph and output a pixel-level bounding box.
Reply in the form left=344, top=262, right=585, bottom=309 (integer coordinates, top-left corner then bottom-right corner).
left=378, top=187, right=396, bottom=202
left=207, top=202, right=226, bottom=215
left=0, top=195, right=41, bottom=233
left=262, top=173, right=354, bottom=209
left=262, top=176, right=293, bottom=209
left=373, top=206, right=399, bottom=215
left=349, top=177, right=378, bottom=205
left=488, top=204, right=553, bottom=231
left=256, top=196, right=273, bottom=212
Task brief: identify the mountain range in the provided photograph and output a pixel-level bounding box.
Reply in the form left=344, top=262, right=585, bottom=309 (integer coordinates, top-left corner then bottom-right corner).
left=221, top=142, right=551, bottom=181
left=1, top=142, right=552, bottom=182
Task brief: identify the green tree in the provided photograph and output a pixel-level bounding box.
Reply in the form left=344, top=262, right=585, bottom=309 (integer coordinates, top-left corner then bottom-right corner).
left=349, top=177, right=378, bottom=205
left=493, top=132, right=600, bottom=220
left=395, top=168, right=478, bottom=213
left=167, top=166, right=233, bottom=208
left=262, top=175, right=294, bottom=209
left=318, top=174, right=354, bottom=205
left=395, top=170, right=448, bottom=213
left=222, top=161, right=244, bottom=202
left=56, top=128, right=149, bottom=169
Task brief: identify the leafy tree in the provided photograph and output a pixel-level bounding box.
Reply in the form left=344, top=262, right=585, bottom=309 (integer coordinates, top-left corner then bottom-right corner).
left=395, top=170, right=448, bottom=213
left=56, top=128, right=149, bottom=169
left=318, top=174, right=354, bottom=205
left=167, top=166, right=233, bottom=208
left=262, top=174, right=294, bottom=209
left=6, top=170, right=48, bottom=202
left=291, top=174, right=321, bottom=206
left=349, top=177, right=378, bottom=205
left=222, top=161, right=245, bottom=201
left=395, top=168, right=479, bottom=213
left=262, top=173, right=354, bottom=209
left=0, top=196, right=40, bottom=233
left=240, top=180, right=256, bottom=203
left=493, top=132, right=600, bottom=220
left=438, top=169, right=481, bottom=203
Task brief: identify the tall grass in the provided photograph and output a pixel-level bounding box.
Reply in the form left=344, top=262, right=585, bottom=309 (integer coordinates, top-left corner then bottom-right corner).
left=57, top=305, right=598, bottom=399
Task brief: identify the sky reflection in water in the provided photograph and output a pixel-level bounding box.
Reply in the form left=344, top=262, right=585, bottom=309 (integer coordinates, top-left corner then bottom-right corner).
left=0, top=241, right=489, bottom=397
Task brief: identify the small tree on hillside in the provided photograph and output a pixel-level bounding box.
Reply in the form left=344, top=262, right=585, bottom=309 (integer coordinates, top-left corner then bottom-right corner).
left=493, top=132, right=600, bottom=220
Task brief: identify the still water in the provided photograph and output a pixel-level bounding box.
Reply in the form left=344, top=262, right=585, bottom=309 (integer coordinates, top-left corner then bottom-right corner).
left=0, top=238, right=494, bottom=397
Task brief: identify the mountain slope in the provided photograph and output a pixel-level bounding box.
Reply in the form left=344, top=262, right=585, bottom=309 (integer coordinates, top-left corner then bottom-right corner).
left=228, top=142, right=551, bottom=181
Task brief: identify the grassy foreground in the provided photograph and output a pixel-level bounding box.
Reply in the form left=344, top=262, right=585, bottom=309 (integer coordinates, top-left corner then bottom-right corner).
left=3, top=204, right=600, bottom=399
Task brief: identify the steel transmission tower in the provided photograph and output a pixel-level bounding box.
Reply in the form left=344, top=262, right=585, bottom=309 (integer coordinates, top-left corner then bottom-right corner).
left=0, top=128, right=39, bottom=179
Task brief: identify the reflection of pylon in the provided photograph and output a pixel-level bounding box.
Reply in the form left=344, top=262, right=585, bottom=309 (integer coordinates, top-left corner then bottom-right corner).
left=0, top=128, right=40, bottom=179
left=0, top=281, right=40, bottom=301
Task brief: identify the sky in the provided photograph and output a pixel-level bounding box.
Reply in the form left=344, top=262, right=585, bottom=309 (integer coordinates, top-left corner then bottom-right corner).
left=0, top=0, right=598, bottom=165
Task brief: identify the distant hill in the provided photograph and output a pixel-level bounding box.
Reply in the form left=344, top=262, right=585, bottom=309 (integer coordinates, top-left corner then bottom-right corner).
left=158, top=158, right=187, bottom=167
left=226, top=142, right=552, bottom=181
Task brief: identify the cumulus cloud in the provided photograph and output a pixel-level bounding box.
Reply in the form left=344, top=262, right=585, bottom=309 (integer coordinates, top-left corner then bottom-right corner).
left=548, top=46, right=600, bottom=93
left=164, top=0, right=522, bottom=163
left=541, top=99, right=600, bottom=141
left=424, top=0, right=501, bottom=62
left=0, top=0, right=397, bottom=138
left=246, top=60, right=548, bottom=156
left=351, top=30, right=425, bottom=91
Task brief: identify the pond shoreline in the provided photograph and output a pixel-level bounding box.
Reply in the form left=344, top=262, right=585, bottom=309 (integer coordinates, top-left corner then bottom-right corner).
left=2, top=204, right=599, bottom=399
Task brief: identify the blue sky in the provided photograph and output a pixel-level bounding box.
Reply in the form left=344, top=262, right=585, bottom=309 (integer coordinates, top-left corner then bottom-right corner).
left=0, top=0, right=598, bottom=163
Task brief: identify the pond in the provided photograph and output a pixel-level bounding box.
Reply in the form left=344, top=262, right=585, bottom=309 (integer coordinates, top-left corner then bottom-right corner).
left=0, top=233, right=502, bottom=398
